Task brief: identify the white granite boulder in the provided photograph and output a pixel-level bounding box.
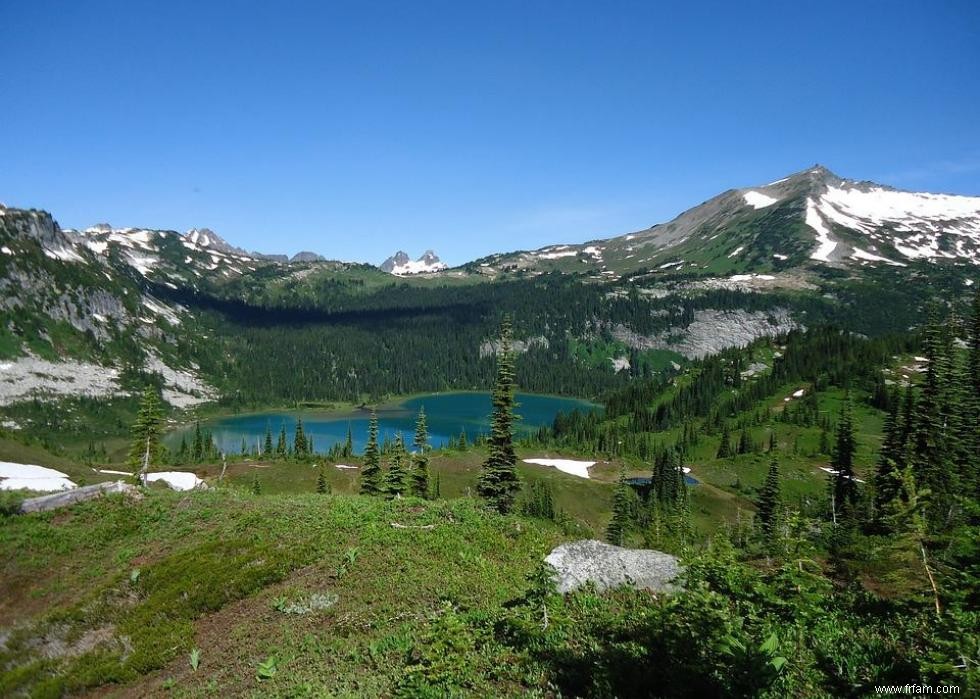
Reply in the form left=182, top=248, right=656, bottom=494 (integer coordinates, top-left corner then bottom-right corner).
left=545, top=539, right=682, bottom=594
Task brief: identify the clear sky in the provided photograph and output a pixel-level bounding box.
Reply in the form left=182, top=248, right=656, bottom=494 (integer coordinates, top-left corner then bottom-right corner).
left=2, top=1, right=978, bottom=264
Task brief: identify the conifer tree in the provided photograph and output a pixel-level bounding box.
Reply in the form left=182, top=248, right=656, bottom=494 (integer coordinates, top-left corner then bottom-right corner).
left=768, top=430, right=777, bottom=453
left=384, top=433, right=409, bottom=497
left=477, top=316, right=522, bottom=513
left=316, top=467, right=330, bottom=494
left=360, top=409, right=383, bottom=495
left=756, top=458, right=781, bottom=541
left=818, top=429, right=830, bottom=455
left=251, top=473, right=261, bottom=495
left=263, top=423, right=273, bottom=457
left=607, top=466, right=632, bottom=546
left=192, top=421, right=204, bottom=462
left=344, top=423, right=353, bottom=458
left=411, top=407, right=430, bottom=498
left=874, top=394, right=904, bottom=512
left=716, top=421, right=732, bottom=459
left=737, top=428, right=751, bottom=455
left=128, top=386, right=164, bottom=469
left=276, top=425, right=287, bottom=458
left=240, top=438, right=248, bottom=457
left=294, top=418, right=307, bottom=457
left=831, top=398, right=858, bottom=515
left=966, top=287, right=980, bottom=486
left=909, top=309, right=955, bottom=523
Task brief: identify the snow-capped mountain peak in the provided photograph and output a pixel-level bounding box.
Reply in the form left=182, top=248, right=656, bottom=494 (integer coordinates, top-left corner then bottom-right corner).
left=380, top=250, right=447, bottom=274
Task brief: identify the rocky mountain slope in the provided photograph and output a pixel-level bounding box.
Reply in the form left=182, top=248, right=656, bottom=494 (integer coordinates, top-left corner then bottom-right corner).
left=467, top=166, right=980, bottom=278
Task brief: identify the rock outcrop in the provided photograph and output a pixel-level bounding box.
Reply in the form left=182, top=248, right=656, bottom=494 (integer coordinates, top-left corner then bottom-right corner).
left=544, top=539, right=682, bottom=594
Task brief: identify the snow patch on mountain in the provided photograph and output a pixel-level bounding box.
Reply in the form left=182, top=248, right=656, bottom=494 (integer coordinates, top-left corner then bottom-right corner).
left=805, top=199, right=838, bottom=261
left=743, top=191, right=779, bottom=209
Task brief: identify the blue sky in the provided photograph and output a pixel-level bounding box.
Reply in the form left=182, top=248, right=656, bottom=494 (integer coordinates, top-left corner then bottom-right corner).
left=2, top=1, right=978, bottom=264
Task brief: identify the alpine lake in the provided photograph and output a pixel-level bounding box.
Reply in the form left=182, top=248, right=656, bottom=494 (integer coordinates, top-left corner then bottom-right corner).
left=167, top=392, right=599, bottom=456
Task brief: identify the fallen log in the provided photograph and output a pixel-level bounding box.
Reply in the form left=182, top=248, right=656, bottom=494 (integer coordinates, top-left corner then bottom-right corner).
left=390, top=522, right=437, bottom=530
left=19, top=481, right=140, bottom=514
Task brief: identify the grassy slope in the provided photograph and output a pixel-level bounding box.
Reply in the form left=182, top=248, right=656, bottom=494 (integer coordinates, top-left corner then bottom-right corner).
left=0, top=490, right=562, bottom=697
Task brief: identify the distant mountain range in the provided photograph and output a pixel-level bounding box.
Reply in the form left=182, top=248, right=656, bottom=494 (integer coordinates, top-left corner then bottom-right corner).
left=1, top=164, right=977, bottom=412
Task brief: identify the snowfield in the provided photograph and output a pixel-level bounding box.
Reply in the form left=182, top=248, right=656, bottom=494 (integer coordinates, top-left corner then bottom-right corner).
left=806, top=198, right=838, bottom=261
left=0, top=462, right=77, bottom=491
left=523, top=458, right=596, bottom=479
left=810, top=183, right=980, bottom=263
left=144, top=471, right=205, bottom=491
left=743, top=191, right=779, bottom=209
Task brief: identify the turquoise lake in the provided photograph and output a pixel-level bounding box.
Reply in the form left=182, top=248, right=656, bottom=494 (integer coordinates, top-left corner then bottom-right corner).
left=171, top=392, right=599, bottom=456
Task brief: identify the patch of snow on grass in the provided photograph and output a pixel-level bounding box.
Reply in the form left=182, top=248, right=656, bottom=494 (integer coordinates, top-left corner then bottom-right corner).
left=145, top=471, right=204, bottom=491
left=0, top=462, right=76, bottom=491
left=523, top=458, right=596, bottom=479
left=728, top=246, right=745, bottom=258
left=818, top=466, right=865, bottom=484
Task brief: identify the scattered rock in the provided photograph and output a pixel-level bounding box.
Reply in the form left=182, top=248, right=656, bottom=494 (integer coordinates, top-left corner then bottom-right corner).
left=544, top=539, right=682, bottom=594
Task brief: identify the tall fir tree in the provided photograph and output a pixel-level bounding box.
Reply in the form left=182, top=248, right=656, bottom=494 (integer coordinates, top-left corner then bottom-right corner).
left=477, top=316, right=522, bottom=513
left=294, top=418, right=308, bottom=457
left=966, top=287, right=980, bottom=488
left=384, top=433, right=409, bottom=498
left=737, top=428, right=751, bottom=455
left=716, top=421, right=732, bottom=459
left=607, top=466, right=632, bottom=546
left=344, top=423, right=354, bottom=458
left=360, top=409, right=383, bottom=495
left=128, top=386, right=164, bottom=470
left=831, top=397, right=859, bottom=518
left=756, top=459, right=781, bottom=541
left=909, top=309, right=955, bottom=524
left=874, top=393, right=905, bottom=514
left=263, top=422, right=273, bottom=457
left=316, top=467, right=330, bottom=494
left=411, top=407, right=430, bottom=498
left=276, top=424, right=287, bottom=458
left=192, top=421, right=204, bottom=462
